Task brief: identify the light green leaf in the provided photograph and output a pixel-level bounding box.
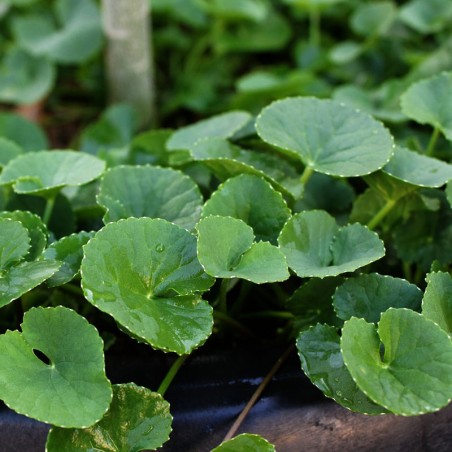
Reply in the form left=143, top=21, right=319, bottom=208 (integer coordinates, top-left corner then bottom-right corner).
left=329, top=41, right=362, bottom=64
left=341, top=309, right=452, bottom=415
left=130, top=129, right=173, bottom=166
left=212, top=433, right=275, bottom=452
left=81, top=218, right=215, bottom=355
left=422, top=271, right=452, bottom=334
left=0, top=210, right=47, bottom=261
left=197, top=216, right=289, bottom=284
left=383, top=146, right=452, bottom=187
left=202, top=174, right=291, bottom=244
left=0, top=259, right=61, bottom=308
left=297, top=324, right=387, bottom=414
left=333, top=274, right=422, bottom=323
left=400, top=72, right=452, bottom=141
left=167, top=111, right=252, bottom=151
left=97, top=165, right=203, bottom=230
left=0, top=218, right=30, bottom=269
left=0, top=112, right=48, bottom=151
left=43, top=231, right=94, bottom=287
left=0, top=151, right=106, bottom=197
left=0, top=306, right=112, bottom=427
left=351, top=2, right=397, bottom=37
left=0, top=46, right=55, bottom=104
left=399, top=0, right=452, bottom=34
left=12, top=0, right=102, bottom=64
left=256, top=97, right=394, bottom=177
left=278, top=210, right=385, bottom=278
left=364, top=171, right=416, bottom=201
left=0, top=138, right=23, bottom=168
left=197, top=0, right=267, bottom=22
left=46, top=383, right=172, bottom=452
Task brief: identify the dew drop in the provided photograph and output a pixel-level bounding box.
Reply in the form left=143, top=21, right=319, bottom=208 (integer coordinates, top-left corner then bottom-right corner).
left=155, top=244, right=165, bottom=253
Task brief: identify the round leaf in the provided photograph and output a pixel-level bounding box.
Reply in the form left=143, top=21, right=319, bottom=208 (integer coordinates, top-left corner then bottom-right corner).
left=341, top=308, right=452, bottom=415
left=12, top=0, right=102, bottom=64
left=197, top=216, right=289, bottom=284
left=297, top=324, right=387, bottom=414
left=0, top=306, right=112, bottom=427
left=278, top=210, right=385, bottom=278
left=422, top=271, right=452, bottom=335
left=0, top=150, right=106, bottom=197
left=167, top=111, right=251, bottom=151
left=0, top=138, right=23, bottom=168
left=0, top=210, right=48, bottom=261
left=202, top=174, right=291, bottom=244
left=46, top=383, right=172, bottom=452
left=43, top=231, right=94, bottom=287
left=81, top=218, right=215, bottom=355
left=256, top=97, right=394, bottom=177
left=97, top=165, right=203, bottom=230
left=383, top=146, right=452, bottom=187
left=0, top=218, right=30, bottom=269
left=212, top=433, right=276, bottom=452
left=0, top=112, right=48, bottom=151
left=400, top=72, right=452, bottom=141
left=0, top=260, right=60, bottom=308
left=333, top=274, right=423, bottom=323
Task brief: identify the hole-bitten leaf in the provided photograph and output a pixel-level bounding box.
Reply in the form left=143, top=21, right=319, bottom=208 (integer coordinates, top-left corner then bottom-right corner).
left=46, top=383, right=172, bottom=452
left=0, top=150, right=106, bottom=197
left=333, top=273, right=423, bottom=323
left=256, top=97, right=394, bottom=177
left=0, top=306, right=112, bottom=427
left=278, top=210, right=385, bottom=278
left=297, top=324, right=387, bottom=414
left=422, top=271, right=452, bottom=335
left=97, top=165, right=203, bottom=230
left=212, top=433, right=276, bottom=452
left=81, top=218, right=215, bottom=355
left=202, top=174, right=291, bottom=244
left=197, top=216, right=289, bottom=284
left=400, top=72, right=452, bottom=141
left=341, top=308, right=452, bottom=415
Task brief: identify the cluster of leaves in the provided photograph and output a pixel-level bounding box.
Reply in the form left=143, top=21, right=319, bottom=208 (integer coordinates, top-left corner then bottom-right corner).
left=1, top=72, right=452, bottom=448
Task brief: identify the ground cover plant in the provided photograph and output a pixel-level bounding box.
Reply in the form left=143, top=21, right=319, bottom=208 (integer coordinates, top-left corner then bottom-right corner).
left=1, top=0, right=452, bottom=451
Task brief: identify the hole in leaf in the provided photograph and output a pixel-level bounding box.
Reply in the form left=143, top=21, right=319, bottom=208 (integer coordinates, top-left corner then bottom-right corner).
left=33, top=349, right=51, bottom=365
left=379, top=343, right=385, bottom=362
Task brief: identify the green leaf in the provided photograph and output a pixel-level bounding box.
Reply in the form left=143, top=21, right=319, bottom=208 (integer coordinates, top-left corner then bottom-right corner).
left=0, top=138, right=23, bottom=168
left=0, top=259, right=60, bottom=308
left=202, top=174, right=291, bottom=244
left=329, top=41, right=362, bottom=65
left=81, top=218, right=214, bottom=355
left=0, top=210, right=47, bottom=261
left=0, top=151, right=106, bottom=197
left=341, top=309, right=452, bottom=415
left=0, top=218, right=30, bottom=269
left=364, top=171, right=416, bottom=202
left=383, top=146, right=452, bottom=187
left=212, top=433, right=276, bottom=452
left=0, top=46, right=55, bottom=104
left=399, top=0, right=452, bottom=34
left=197, top=0, right=267, bottom=22
left=167, top=111, right=252, bottom=151
left=196, top=216, right=289, bottom=284
left=43, top=231, right=94, bottom=287
left=297, top=324, right=387, bottom=414
left=12, top=0, right=103, bottom=64
left=0, top=306, right=112, bottom=427
left=422, top=271, right=452, bottom=335
left=278, top=210, right=385, bottom=278
left=130, top=129, right=173, bottom=166
left=256, top=97, right=394, bottom=177
left=333, top=274, right=423, bottom=323
left=400, top=72, right=452, bottom=141
left=350, top=2, right=397, bottom=37
left=0, top=112, right=48, bottom=151
left=46, top=383, right=172, bottom=452
left=97, top=165, right=203, bottom=230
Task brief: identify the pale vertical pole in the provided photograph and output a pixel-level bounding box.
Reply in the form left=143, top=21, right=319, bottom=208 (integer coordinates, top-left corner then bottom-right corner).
left=101, top=0, right=155, bottom=128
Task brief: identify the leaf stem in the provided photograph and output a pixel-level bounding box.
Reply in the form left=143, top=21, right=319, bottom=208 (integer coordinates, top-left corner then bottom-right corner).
left=42, top=195, right=56, bottom=226
left=300, top=165, right=314, bottom=186
left=309, top=8, right=321, bottom=47
left=426, top=127, right=440, bottom=156
left=239, top=310, right=294, bottom=320
left=157, top=354, right=189, bottom=397
left=366, top=199, right=396, bottom=230
left=222, top=344, right=295, bottom=442
left=218, top=279, right=229, bottom=313
left=213, top=311, right=256, bottom=339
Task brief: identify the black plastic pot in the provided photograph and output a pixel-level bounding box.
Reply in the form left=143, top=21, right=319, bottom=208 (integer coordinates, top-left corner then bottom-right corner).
left=1, top=344, right=452, bottom=451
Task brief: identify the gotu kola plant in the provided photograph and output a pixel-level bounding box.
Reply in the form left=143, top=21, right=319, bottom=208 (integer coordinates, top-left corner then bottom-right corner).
left=1, top=85, right=452, bottom=450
